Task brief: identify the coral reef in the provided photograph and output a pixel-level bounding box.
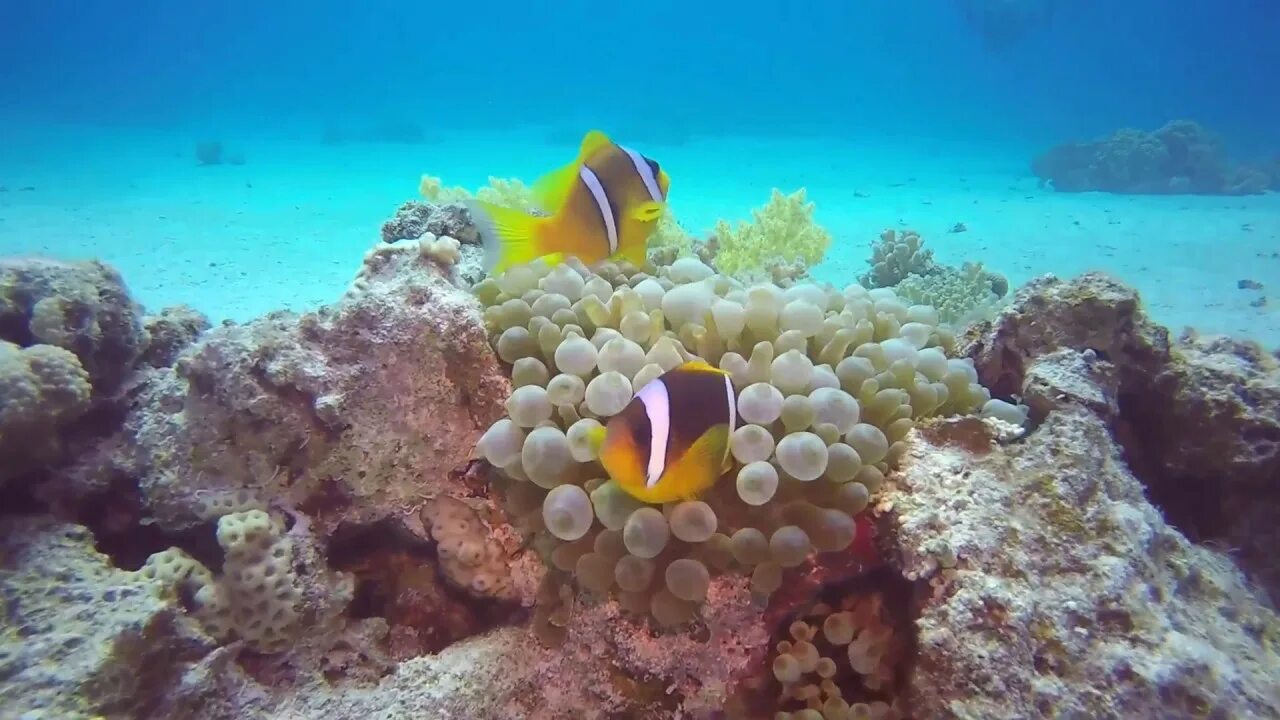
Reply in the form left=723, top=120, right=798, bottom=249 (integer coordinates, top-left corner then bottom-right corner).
left=417, top=175, right=539, bottom=213
left=4, top=198, right=1280, bottom=719
left=380, top=200, right=479, bottom=246
left=1033, top=120, right=1272, bottom=195
left=645, top=210, right=699, bottom=267
left=44, top=240, right=511, bottom=539
left=897, top=414, right=1280, bottom=718
left=888, top=284, right=1280, bottom=716
left=894, top=261, right=1005, bottom=326
left=137, top=508, right=353, bottom=653
left=140, top=304, right=210, bottom=368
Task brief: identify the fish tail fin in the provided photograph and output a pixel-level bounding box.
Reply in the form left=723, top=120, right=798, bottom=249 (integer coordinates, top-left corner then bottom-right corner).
left=466, top=199, right=552, bottom=273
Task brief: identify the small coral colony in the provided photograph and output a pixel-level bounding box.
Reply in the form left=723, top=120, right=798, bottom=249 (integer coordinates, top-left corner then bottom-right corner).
left=461, top=130, right=1020, bottom=717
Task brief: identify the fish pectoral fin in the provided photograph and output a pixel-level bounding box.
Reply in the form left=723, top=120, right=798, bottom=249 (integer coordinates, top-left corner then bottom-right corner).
left=620, top=241, right=649, bottom=269
left=531, top=160, right=580, bottom=214
left=668, top=424, right=732, bottom=500
left=465, top=199, right=547, bottom=273
left=630, top=201, right=666, bottom=222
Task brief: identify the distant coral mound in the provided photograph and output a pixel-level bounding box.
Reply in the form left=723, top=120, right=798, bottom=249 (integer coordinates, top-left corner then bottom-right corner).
left=1033, top=120, right=1272, bottom=195
left=956, top=0, right=1056, bottom=51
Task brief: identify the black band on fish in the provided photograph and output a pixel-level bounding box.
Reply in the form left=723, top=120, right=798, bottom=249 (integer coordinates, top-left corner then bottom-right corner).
left=578, top=165, right=619, bottom=254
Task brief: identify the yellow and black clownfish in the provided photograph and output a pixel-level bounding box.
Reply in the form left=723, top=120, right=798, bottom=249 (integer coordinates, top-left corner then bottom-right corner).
left=466, top=130, right=671, bottom=273
left=589, top=359, right=737, bottom=504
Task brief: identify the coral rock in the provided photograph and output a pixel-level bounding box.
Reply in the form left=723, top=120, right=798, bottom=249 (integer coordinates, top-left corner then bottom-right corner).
left=0, top=517, right=218, bottom=719
left=0, top=257, right=146, bottom=394
left=896, top=408, right=1280, bottom=719
left=964, top=272, right=1280, bottom=605
left=48, top=243, right=510, bottom=534
left=140, top=304, right=210, bottom=368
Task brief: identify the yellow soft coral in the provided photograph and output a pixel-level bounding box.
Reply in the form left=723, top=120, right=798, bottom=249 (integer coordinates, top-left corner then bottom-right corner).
left=712, top=189, right=831, bottom=281
left=646, top=209, right=697, bottom=266
left=418, top=174, right=538, bottom=212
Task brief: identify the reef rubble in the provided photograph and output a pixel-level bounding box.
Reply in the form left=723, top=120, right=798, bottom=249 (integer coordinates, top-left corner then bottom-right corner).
left=2, top=207, right=1279, bottom=719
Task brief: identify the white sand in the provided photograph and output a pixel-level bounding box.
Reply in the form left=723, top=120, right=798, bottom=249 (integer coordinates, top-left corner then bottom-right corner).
left=1, top=122, right=1277, bottom=348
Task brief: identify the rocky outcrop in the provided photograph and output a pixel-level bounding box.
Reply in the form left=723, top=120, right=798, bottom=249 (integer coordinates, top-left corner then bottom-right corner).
left=963, top=272, right=1280, bottom=606
left=43, top=244, right=510, bottom=535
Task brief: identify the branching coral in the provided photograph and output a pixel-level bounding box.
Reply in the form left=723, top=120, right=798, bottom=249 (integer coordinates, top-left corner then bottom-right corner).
left=860, top=230, right=935, bottom=289
left=472, top=255, right=995, bottom=631
left=860, top=230, right=1008, bottom=327
left=711, top=189, right=832, bottom=282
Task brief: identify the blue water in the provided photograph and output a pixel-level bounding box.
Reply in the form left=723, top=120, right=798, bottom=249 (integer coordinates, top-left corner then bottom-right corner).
left=3, top=0, right=1276, bottom=150
left=1, top=0, right=1278, bottom=342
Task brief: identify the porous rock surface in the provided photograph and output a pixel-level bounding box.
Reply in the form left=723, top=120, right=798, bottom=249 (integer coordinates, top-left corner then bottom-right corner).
left=0, top=257, right=147, bottom=395
left=963, top=271, right=1280, bottom=605
left=44, top=246, right=511, bottom=533
left=886, top=272, right=1280, bottom=719
left=0, top=517, right=219, bottom=720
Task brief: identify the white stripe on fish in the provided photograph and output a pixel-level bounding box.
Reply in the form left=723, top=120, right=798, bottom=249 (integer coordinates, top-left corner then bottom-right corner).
left=621, top=145, right=665, bottom=203
left=636, top=376, right=670, bottom=487
left=578, top=165, right=619, bottom=254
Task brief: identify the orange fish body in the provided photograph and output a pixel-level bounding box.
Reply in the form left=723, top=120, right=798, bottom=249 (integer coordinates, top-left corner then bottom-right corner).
left=467, top=130, right=671, bottom=273
left=592, top=360, right=737, bottom=505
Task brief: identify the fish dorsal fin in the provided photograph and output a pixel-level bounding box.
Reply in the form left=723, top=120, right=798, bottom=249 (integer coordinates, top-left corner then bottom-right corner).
left=578, top=129, right=614, bottom=161
left=530, top=129, right=616, bottom=213
left=531, top=160, right=580, bottom=214
left=676, top=358, right=721, bottom=375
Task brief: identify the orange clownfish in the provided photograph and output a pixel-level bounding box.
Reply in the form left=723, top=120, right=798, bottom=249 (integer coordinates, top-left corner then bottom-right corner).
left=467, top=130, right=670, bottom=273
left=589, top=360, right=737, bottom=504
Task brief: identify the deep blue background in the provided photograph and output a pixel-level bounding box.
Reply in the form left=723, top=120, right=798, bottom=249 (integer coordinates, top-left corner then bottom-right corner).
left=2, top=0, right=1276, bottom=153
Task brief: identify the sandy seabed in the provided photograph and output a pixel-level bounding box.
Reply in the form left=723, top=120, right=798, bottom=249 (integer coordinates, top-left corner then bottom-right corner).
left=2, top=121, right=1277, bottom=347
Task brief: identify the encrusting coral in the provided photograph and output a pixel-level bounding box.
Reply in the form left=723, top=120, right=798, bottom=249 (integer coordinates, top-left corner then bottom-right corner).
left=136, top=509, right=318, bottom=652
left=0, top=257, right=147, bottom=395
left=0, top=339, right=93, bottom=481
left=473, top=253, right=995, bottom=631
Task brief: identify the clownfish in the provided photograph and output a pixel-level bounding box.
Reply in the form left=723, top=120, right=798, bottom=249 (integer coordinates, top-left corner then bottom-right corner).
left=589, top=360, right=737, bottom=504
left=467, top=130, right=670, bottom=273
